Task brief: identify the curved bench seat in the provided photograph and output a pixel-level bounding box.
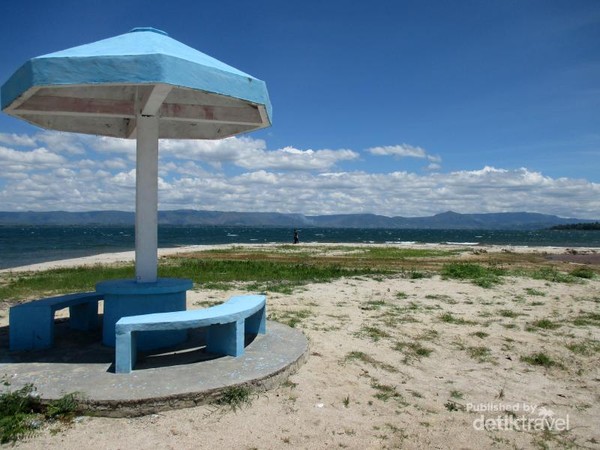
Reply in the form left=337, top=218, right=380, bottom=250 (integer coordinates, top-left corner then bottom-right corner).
left=115, top=294, right=266, bottom=374
left=9, top=292, right=103, bottom=351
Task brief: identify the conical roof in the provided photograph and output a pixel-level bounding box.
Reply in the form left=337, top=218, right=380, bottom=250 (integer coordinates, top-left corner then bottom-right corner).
left=1, top=28, right=272, bottom=139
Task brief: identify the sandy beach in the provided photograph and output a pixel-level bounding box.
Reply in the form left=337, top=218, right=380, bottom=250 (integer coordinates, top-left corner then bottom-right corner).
left=1, top=243, right=599, bottom=449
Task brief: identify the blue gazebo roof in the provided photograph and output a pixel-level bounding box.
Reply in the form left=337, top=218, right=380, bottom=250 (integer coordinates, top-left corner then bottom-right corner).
left=1, top=28, right=272, bottom=139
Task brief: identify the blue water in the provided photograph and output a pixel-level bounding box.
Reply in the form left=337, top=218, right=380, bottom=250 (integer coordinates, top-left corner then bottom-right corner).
left=0, top=225, right=599, bottom=270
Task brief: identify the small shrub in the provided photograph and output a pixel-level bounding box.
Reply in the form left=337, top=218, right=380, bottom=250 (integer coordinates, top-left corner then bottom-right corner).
left=0, top=384, right=80, bottom=444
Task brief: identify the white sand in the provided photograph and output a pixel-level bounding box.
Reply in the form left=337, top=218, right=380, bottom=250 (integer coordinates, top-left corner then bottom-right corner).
left=1, top=244, right=599, bottom=449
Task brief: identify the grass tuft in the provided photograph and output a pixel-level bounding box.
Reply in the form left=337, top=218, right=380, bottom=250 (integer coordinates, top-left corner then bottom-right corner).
left=441, top=263, right=505, bottom=288
left=215, top=386, right=254, bottom=412
left=521, top=352, right=557, bottom=368
left=439, top=312, right=477, bottom=325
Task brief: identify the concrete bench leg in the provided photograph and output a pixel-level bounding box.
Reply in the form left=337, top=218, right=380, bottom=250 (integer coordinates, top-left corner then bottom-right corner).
left=69, top=301, right=99, bottom=331
left=115, top=330, right=137, bottom=374
left=206, top=319, right=245, bottom=357
left=245, top=304, right=266, bottom=335
left=9, top=307, right=53, bottom=351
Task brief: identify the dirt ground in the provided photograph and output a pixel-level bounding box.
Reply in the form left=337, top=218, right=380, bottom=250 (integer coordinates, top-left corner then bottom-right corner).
left=1, top=244, right=599, bottom=449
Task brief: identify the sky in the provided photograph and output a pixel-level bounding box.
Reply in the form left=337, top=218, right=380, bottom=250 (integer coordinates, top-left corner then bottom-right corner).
left=0, top=0, right=598, bottom=219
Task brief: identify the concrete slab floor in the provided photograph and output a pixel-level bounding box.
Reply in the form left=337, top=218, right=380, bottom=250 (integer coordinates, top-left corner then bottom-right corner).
left=0, top=320, right=308, bottom=417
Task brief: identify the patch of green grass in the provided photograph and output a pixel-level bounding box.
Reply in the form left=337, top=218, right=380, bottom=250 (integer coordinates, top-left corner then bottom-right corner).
left=565, top=340, right=600, bottom=356
left=0, top=383, right=81, bottom=444
left=497, top=309, right=520, bottom=318
left=520, top=352, right=557, bottom=368
left=572, top=312, right=600, bottom=327
left=343, top=395, right=350, bottom=408
left=395, top=291, right=409, bottom=299
left=371, top=382, right=406, bottom=404
left=44, top=392, right=80, bottom=421
left=362, top=247, right=458, bottom=259
left=393, top=341, right=433, bottom=360
left=470, top=331, right=489, bottom=339
left=343, top=351, right=398, bottom=372
left=269, top=309, right=313, bottom=328
left=569, top=267, right=595, bottom=279
left=408, top=271, right=431, bottom=279
left=444, top=400, right=464, bottom=412
left=0, top=255, right=389, bottom=301
left=0, top=264, right=134, bottom=301
left=450, top=390, right=463, bottom=400
left=425, top=294, right=457, bottom=304
left=214, top=386, right=254, bottom=412
left=438, top=312, right=477, bottom=325
left=416, top=329, right=439, bottom=341
left=467, top=346, right=493, bottom=363
left=527, top=319, right=561, bottom=331
left=528, top=267, right=576, bottom=284
left=355, top=325, right=391, bottom=342
left=524, top=288, right=546, bottom=296
left=441, top=262, right=505, bottom=288
left=360, top=299, right=386, bottom=310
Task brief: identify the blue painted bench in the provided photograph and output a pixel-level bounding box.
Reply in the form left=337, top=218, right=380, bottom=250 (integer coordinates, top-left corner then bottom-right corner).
left=9, top=292, right=103, bottom=351
left=115, top=294, right=266, bottom=374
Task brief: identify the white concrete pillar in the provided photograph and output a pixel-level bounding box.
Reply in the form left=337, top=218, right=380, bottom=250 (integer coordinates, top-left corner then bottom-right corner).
left=135, top=115, right=159, bottom=283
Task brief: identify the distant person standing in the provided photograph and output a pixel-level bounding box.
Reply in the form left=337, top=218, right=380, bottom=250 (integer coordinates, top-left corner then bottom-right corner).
left=293, top=229, right=300, bottom=244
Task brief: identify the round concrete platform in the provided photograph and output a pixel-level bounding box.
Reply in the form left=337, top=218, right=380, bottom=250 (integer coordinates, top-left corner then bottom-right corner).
left=0, top=321, right=308, bottom=417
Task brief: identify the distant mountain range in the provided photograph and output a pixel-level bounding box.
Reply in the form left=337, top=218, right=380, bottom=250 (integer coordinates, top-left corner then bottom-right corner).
left=0, top=210, right=596, bottom=230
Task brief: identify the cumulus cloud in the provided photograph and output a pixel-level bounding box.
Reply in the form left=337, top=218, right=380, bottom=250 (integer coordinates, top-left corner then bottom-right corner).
left=235, top=146, right=359, bottom=171
left=35, top=131, right=87, bottom=155
left=159, top=137, right=358, bottom=171
left=0, top=131, right=598, bottom=218
left=0, top=133, right=38, bottom=147
left=368, top=144, right=442, bottom=168
left=0, top=146, right=65, bottom=168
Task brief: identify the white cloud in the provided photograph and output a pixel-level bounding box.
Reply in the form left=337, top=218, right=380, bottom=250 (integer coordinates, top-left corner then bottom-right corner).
left=35, top=131, right=87, bottom=155
left=0, top=131, right=598, bottom=219
left=89, top=136, right=136, bottom=155
left=235, top=146, right=359, bottom=171
left=368, top=144, right=428, bottom=158
left=0, top=146, right=65, bottom=167
left=368, top=144, right=443, bottom=169
left=0, top=133, right=37, bottom=147
left=159, top=137, right=358, bottom=171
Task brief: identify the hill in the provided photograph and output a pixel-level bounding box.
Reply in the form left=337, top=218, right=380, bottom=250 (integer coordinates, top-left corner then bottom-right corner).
left=0, top=210, right=595, bottom=230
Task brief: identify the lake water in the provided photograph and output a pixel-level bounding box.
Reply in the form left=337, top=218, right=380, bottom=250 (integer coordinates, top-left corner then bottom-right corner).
left=1, top=225, right=599, bottom=269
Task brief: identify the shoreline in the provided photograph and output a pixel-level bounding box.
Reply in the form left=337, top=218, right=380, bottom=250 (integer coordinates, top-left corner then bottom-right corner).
left=1, top=242, right=598, bottom=274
